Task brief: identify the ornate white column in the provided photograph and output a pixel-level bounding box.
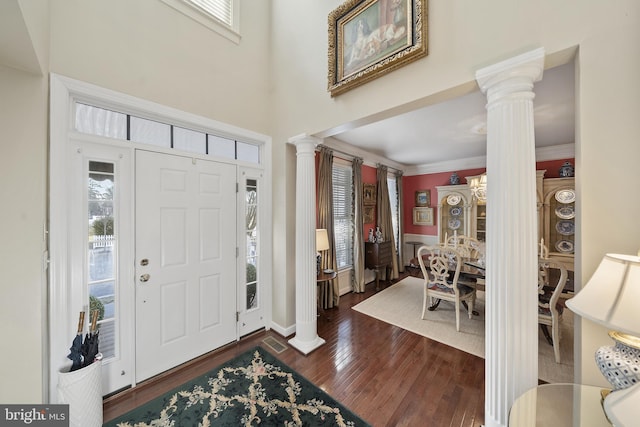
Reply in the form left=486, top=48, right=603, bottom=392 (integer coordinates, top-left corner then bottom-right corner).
left=288, top=134, right=325, bottom=354
left=475, top=48, right=545, bottom=427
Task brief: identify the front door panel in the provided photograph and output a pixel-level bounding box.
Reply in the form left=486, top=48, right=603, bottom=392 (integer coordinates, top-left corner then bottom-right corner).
left=135, top=150, right=236, bottom=382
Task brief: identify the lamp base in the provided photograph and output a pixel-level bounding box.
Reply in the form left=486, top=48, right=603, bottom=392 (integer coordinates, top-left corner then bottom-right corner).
left=596, top=331, right=640, bottom=390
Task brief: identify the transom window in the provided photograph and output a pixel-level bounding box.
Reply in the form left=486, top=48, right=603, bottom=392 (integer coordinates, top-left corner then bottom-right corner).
left=74, top=102, right=260, bottom=164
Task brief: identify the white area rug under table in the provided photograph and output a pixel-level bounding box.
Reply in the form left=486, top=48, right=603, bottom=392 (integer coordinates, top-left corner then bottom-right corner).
left=352, top=276, right=573, bottom=384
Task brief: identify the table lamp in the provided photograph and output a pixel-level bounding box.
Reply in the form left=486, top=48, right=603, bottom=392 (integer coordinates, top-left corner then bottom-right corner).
left=565, top=253, right=640, bottom=422
left=316, top=229, right=330, bottom=275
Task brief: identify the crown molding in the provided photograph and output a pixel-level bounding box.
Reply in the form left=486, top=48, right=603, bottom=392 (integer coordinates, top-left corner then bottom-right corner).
left=400, top=142, right=574, bottom=176
left=320, top=136, right=573, bottom=176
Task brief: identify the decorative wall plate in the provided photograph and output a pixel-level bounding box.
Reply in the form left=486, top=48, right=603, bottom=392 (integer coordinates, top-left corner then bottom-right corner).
left=555, top=189, right=576, bottom=204
left=555, top=240, right=574, bottom=253
left=447, top=194, right=461, bottom=206
left=555, top=220, right=575, bottom=236
left=555, top=205, right=575, bottom=220
left=448, top=218, right=461, bottom=230
left=449, top=206, right=462, bottom=216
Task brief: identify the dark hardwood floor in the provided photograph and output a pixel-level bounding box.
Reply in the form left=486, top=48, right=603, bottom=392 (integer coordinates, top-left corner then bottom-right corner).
left=103, top=273, right=485, bottom=426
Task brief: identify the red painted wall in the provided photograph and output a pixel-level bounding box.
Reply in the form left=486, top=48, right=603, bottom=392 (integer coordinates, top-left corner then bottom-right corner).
left=535, top=158, right=575, bottom=178
left=402, top=158, right=574, bottom=237
left=315, top=153, right=574, bottom=239
left=403, top=168, right=485, bottom=236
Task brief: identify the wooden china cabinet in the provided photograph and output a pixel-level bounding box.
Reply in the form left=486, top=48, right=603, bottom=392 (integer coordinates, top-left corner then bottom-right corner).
left=539, top=176, right=575, bottom=286
left=436, top=179, right=485, bottom=244
left=436, top=171, right=574, bottom=277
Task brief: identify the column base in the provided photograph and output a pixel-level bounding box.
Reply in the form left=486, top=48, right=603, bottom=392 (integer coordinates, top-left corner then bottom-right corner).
left=288, top=335, right=326, bottom=355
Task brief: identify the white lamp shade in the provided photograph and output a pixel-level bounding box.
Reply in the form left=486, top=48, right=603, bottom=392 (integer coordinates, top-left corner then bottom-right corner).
left=316, top=229, right=330, bottom=252
left=566, top=253, right=640, bottom=336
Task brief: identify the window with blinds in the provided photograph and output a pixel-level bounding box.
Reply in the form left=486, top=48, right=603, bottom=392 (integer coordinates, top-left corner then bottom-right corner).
left=387, top=174, right=400, bottom=247
left=160, top=0, right=239, bottom=43
left=332, top=159, right=354, bottom=269
left=187, top=0, right=232, bottom=26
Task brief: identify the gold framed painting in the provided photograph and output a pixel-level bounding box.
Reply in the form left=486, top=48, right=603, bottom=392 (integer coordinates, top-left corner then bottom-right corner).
left=413, top=207, right=433, bottom=226
left=363, top=183, right=376, bottom=206
left=328, top=0, right=428, bottom=97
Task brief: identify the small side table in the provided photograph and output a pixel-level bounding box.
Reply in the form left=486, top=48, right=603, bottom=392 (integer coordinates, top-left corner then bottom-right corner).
left=405, top=241, right=423, bottom=264
left=405, top=241, right=424, bottom=277
left=316, top=271, right=337, bottom=320
left=509, top=383, right=611, bottom=426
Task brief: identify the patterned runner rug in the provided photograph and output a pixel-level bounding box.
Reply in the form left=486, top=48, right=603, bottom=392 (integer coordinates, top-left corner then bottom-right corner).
left=105, top=346, right=370, bottom=427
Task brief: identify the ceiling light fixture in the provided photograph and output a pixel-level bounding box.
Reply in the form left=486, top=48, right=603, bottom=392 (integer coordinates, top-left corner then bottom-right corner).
left=468, top=173, right=487, bottom=202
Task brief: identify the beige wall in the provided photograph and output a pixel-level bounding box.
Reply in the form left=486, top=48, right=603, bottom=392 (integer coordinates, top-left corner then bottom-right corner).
left=268, top=0, right=640, bottom=387
left=0, top=65, right=48, bottom=402
left=1, top=0, right=639, bottom=403
left=49, top=0, right=271, bottom=134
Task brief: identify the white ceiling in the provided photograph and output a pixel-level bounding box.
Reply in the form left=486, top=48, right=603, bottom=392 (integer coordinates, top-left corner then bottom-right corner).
left=331, top=62, right=575, bottom=169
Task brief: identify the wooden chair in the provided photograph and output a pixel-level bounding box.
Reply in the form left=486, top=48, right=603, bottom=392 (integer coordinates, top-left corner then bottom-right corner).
left=446, top=235, right=485, bottom=291
left=537, top=257, right=568, bottom=363
left=417, top=245, right=477, bottom=332
left=446, top=235, right=483, bottom=259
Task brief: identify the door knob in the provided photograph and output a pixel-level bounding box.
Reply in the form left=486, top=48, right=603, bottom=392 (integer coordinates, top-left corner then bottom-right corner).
left=139, top=274, right=150, bottom=282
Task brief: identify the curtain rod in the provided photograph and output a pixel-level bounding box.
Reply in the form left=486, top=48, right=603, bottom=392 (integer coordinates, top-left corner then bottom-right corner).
left=316, top=144, right=403, bottom=174
left=316, top=144, right=360, bottom=161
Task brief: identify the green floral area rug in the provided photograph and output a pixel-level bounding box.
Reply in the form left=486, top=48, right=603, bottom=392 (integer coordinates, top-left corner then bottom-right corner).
left=104, top=346, right=370, bottom=427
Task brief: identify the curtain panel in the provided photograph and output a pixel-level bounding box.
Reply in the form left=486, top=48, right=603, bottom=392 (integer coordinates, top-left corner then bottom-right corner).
left=317, top=147, right=339, bottom=308
left=376, top=165, right=399, bottom=280
left=395, top=170, right=405, bottom=273
left=352, top=157, right=365, bottom=292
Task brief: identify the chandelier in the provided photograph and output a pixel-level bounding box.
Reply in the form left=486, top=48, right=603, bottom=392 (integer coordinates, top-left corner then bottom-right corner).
left=468, top=173, right=487, bottom=202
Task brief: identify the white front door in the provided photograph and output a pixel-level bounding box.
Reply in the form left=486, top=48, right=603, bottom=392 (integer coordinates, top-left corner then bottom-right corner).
left=135, top=150, right=237, bottom=382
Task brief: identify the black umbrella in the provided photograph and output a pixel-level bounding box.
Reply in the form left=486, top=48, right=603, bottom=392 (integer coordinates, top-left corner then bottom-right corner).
left=82, top=310, right=100, bottom=368
left=67, top=311, right=85, bottom=372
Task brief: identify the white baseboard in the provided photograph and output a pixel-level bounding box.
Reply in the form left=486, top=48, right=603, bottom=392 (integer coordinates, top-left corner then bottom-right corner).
left=270, top=321, right=295, bottom=338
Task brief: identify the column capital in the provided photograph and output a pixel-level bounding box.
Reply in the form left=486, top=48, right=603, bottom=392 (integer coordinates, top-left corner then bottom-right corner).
left=475, top=48, right=545, bottom=99
left=288, top=133, right=321, bottom=151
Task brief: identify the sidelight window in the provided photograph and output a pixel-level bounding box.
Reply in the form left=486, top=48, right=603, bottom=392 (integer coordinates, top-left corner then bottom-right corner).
left=245, top=179, right=258, bottom=310
left=87, top=161, right=117, bottom=360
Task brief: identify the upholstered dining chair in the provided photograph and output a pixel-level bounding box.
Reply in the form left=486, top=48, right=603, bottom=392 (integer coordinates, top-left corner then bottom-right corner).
left=417, top=245, right=477, bottom=332
left=537, top=257, right=568, bottom=363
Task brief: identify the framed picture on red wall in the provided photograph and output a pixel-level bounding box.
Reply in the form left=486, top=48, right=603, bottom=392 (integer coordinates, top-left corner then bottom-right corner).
left=415, top=189, right=430, bottom=207
left=363, top=183, right=376, bottom=206
left=413, top=207, right=433, bottom=226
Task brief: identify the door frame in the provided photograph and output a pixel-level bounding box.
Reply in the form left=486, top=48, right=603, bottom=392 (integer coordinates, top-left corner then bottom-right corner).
left=49, top=74, right=272, bottom=400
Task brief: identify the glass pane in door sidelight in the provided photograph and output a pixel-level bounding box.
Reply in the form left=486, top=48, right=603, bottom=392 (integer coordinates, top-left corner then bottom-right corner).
left=245, top=179, right=258, bottom=310
left=87, top=161, right=117, bottom=360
